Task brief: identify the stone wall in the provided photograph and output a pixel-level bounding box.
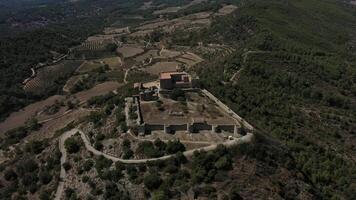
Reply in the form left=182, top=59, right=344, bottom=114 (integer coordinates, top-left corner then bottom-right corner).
left=201, top=89, right=254, bottom=131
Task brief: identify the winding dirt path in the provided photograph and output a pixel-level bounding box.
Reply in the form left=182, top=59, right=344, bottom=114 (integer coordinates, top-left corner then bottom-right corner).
left=54, top=129, right=78, bottom=200
left=54, top=128, right=254, bottom=199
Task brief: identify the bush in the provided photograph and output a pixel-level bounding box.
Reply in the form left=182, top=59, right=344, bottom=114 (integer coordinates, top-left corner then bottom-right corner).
left=4, top=169, right=17, bottom=181
left=82, top=159, right=94, bottom=171
left=94, top=142, right=103, bottom=151
left=25, top=140, right=46, bottom=154
left=63, top=162, right=71, bottom=171
left=152, top=190, right=168, bottom=200
left=16, top=159, right=38, bottom=175
left=170, top=89, right=185, bottom=101
left=166, top=140, right=185, bottom=154
left=229, top=186, right=243, bottom=200
left=144, top=173, right=162, bottom=190
left=95, top=155, right=113, bottom=172
left=82, top=175, right=89, bottom=183
left=137, top=141, right=162, bottom=158
left=64, top=137, right=81, bottom=154
left=214, top=156, right=232, bottom=170
left=39, top=170, right=52, bottom=185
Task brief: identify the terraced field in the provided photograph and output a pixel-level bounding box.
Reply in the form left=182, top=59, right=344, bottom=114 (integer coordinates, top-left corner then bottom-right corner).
left=144, top=61, right=180, bottom=75
left=117, top=45, right=144, bottom=58
left=24, top=61, right=83, bottom=94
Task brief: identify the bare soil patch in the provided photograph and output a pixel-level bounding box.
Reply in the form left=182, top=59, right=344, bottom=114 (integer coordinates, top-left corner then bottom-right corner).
left=0, top=95, right=65, bottom=134
left=159, top=49, right=181, bottom=58
left=153, top=6, right=181, bottom=15
left=76, top=61, right=104, bottom=73
left=130, top=29, right=154, bottom=37
left=63, top=75, right=86, bottom=93
left=73, top=81, right=122, bottom=103
left=134, top=50, right=158, bottom=63
left=140, top=91, right=236, bottom=125
left=216, top=5, right=238, bottom=16
left=144, top=61, right=180, bottom=75
left=24, top=61, right=82, bottom=94
left=28, top=109, right=91, bottom=140
left=117, top=46, right=144, bottom=58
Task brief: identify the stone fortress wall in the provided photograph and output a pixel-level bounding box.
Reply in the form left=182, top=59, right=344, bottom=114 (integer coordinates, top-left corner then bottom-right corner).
left=135, top=88, right=254, bottom=135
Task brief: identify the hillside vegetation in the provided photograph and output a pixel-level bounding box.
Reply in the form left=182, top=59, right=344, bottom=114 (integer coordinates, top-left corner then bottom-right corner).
left=181, top=0, right=356, bottom=198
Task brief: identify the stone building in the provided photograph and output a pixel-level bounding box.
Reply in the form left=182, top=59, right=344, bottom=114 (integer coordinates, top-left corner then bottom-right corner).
left=159, top=71, right=193, bottom=90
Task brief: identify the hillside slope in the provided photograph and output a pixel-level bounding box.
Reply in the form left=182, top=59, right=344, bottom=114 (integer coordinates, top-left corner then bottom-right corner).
left=186, top=0, right=356, bottom=198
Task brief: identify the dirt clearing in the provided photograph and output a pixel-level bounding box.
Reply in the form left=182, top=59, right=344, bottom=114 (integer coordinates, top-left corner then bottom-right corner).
left=144, top=62, right=180, bottom=75
left=0, top=95, right=65, bottom=134
left=117, top=46, right=144, bottom=58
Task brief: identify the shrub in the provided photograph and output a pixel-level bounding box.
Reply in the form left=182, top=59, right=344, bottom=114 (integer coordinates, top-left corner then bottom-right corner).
left=82, top=175, right=89, bottom=183
left=229, top=186, right=243, bottom=200
left=166, top=140, right=185, bottom=154
left=94, top=142, right=103, bottom=151
left=95, top=155, right=113, bottom=172
left=214, top=156, right=232, bottom=170
left=25, top=140, right=46, bottom=154
left=82, top=159, right=94, bottom=171
left=170, top=89, right=185, bottom=101
left=152, top=190, right=168, bottom=200
left=4, top=169, right=17, bottom=181
left=39, top=170, right=52, bottom=185
left=137, top=141, right=162, bottom=158
left=144, top=173, right=162, bottom=190
left=64, top=137, right=81, bottom=154
left=63, top=162, right=71, bottom=171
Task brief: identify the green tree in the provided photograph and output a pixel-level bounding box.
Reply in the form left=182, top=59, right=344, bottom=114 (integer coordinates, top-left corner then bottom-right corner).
left=144, top=173, right=162, bottom=190
left=64, top=137, right=81, bottom=154
left=166, top=140, right=185, bottom=154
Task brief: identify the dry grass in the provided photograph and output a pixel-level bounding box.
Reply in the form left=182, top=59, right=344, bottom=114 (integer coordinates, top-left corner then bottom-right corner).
left=63, top=75, right=86, bottom=93
left=216, top=5, right=238, bottom=16
left=134, top=50, right=158, bottom=62
left=140, top=91, right=236, bottom=125
left=144, top=61, right=180, bottom=75
left=0, top=95, right=65, bottom=134
left=76, top=61, right=103, bottom=74
left=117, top=46, right=144, bottom=58
left=159, top=49, right=181, bottom=58
left=72, top=81, right=122, bottom=103
left=153, top=6, right=181, bottom=15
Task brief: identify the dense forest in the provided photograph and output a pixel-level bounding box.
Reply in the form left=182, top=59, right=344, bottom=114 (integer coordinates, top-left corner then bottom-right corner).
left=175, top=0, right=356, bottom=198
left=0, top=0, right=147, bottom=121
left=0, top=0, right=204, bottom=121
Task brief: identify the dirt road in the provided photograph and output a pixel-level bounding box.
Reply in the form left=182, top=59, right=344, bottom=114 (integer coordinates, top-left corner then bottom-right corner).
left=60, top=128, right=254, bottom=164
left=54, top=128, right=253, bottom=198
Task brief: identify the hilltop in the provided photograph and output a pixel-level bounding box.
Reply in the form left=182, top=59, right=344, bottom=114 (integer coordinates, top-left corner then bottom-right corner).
left=0, top=0, right=355, bottom=199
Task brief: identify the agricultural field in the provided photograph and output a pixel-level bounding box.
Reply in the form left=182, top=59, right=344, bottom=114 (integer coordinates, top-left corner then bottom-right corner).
left=76, top=61, right=105, bottom=74
left=24, top=61, right=83, bottom=95
left=117, top=45, right=145, bottom=58
left=0, top=95, right=65, bottom=134
left=215, top=5, right=238, bottom=16
left=77, top=39, right=115, bottom=51
left=103, top=27, right=130, bottom=35
left=63, top=75, right=87, bottom=93
left=159, top=49, right=181, bottom=58
left=134, top=50, right=159, bottom=63
left=176, top=52, right=204, bottom=67
left=153, top=6, right=181, bottom=15
left=71, top=81, right=122, bottom=104
left=144, top=61, right=180, bottom=75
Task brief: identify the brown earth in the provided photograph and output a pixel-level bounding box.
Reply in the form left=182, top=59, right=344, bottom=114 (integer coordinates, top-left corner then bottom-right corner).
left=0, top=95, right=65, bottom=135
